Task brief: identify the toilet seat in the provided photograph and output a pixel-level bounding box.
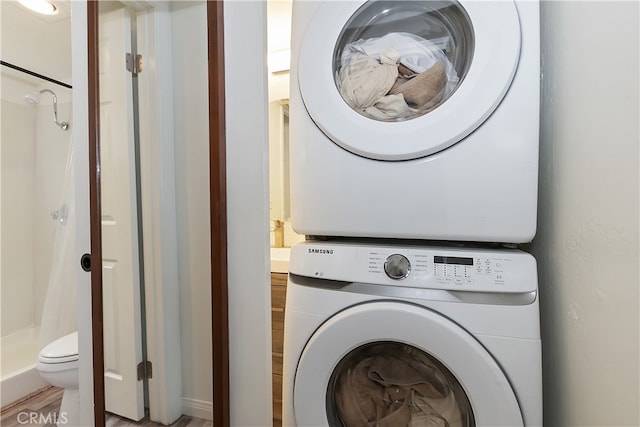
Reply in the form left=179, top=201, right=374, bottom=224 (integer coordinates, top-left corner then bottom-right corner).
left=38, top=332, right=78, bottom=365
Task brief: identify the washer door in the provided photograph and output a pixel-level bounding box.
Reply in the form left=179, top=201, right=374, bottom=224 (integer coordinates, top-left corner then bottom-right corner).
left=298, top=0, right=521, bottom=160
left=293, top=302, right=523, bottom=426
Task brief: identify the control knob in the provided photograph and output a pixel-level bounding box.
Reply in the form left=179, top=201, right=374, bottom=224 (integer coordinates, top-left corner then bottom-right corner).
left=384, top=254, right=410, bottom=280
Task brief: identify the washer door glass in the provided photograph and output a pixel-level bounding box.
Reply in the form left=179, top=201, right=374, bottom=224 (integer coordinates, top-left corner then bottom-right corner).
left=293, top=302, right=523, bottom=426
left=327, top=341, right=474, bottom=427
left=334, top=1, right=473, bottom=122
left=297, top=0, right=521, bottom=160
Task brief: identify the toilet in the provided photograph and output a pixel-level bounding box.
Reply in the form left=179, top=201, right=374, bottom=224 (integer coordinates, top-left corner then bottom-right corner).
left=36, top=332, right=80, bottom=426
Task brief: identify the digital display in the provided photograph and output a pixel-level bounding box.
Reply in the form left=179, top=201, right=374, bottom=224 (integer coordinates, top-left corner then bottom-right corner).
left=434, top=256, right=473, bottom=266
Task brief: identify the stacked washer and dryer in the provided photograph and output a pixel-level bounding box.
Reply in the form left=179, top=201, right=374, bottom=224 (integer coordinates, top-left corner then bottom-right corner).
left=282, top=1, right=542, bottom=426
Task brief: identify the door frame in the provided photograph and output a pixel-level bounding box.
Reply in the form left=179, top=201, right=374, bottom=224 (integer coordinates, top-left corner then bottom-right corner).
left=87, top=2, right=105, bottom=425
left=87, top=1, right=229, bottom=425
left=207, top=2, right=230, bottom=427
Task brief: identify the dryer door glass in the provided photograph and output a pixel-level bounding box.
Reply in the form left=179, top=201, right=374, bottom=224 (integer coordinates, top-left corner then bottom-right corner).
left=334, top=0, right=474, bottom=122
left=297, top=0, right=522, bottom=160
left=326, top=341, right=474, bottom=427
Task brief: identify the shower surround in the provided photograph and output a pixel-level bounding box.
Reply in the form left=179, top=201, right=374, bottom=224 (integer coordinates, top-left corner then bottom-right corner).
left=0, top=72, right=73, bottom=407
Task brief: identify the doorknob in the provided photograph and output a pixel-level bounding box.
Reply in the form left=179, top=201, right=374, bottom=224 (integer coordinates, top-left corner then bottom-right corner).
left=81, top=253, right=92, bottom=272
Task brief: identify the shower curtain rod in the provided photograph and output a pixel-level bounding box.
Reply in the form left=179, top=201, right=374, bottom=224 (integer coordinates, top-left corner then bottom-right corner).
left=1, top=60, right=72, bottom=89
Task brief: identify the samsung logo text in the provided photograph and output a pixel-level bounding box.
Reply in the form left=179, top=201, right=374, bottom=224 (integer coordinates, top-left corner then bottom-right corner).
left=308, top=248, right=334, bottom=255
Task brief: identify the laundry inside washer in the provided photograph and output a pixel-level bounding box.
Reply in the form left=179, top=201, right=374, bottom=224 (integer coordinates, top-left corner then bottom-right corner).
left=327, top=341, right=473, bottom=427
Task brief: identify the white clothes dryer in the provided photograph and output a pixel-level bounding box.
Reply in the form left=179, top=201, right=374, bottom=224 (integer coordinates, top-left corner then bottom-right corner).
left=283, top=241, right=542, bottom=426
left=289, top=0, right=540, bottom=243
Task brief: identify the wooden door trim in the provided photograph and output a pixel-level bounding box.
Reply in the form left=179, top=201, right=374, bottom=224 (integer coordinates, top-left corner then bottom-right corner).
left=87, top=1, right=106, bottom=425
left=207, top=2, right=230, bottom=427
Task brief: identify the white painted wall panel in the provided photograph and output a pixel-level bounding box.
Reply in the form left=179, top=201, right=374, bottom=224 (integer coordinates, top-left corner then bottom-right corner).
left=225, top=2, right=273, bottom=426
left=170, top=0, right=213, bottom=413
left=534, top=2, right=640, bottom=425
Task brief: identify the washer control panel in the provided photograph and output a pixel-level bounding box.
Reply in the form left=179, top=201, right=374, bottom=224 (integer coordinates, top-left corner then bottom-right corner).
left=366, top=250, right=512, bottom=290
left=290, top=242, right=537, bottom=294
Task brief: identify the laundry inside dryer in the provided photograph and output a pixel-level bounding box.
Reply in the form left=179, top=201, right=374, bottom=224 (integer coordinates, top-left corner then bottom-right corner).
left=333, top=0, right=474, bottom=121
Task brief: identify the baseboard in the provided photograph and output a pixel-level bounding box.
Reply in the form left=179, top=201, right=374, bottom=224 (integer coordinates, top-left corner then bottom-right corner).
left=182, top=398, right=213, bottom=421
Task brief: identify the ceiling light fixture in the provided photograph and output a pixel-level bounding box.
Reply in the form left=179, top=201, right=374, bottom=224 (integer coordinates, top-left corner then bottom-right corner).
left=18, top=0, right=58, bottom=16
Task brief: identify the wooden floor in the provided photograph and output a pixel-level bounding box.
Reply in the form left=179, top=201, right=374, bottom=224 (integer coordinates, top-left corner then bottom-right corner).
left=0, top=387, right=62, bottom=427
left=0, top=387, right=212, bottom=427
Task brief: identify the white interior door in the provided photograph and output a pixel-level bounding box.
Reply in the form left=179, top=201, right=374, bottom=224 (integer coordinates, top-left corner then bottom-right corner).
left=99, top=6, right=145, bottom=421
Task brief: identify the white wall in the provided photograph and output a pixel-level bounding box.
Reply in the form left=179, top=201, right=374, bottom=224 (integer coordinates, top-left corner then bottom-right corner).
left=0, top=1, right=72, bottom=84
left=225, top=2, right=273, bottom=426
left=266, top=0, right=292, bottom=102
left=69, top=3, right=93, bottom=425
left=0, top=76, right=37, bottom=336
left=533, top=1, right=639, bottom=426
left=169, top=0, right=213, bottom=415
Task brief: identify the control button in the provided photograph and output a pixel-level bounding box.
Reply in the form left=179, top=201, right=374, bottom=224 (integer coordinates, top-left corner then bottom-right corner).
left=384, top=254, right=411, bottom=280
left=465, top=278, right=474, bottom=285
left=454, top=278, right=463, bottom=285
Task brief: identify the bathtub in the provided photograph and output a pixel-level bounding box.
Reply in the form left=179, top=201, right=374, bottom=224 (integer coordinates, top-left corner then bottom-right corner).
left=0, top=327, right=49, bottom=407
left=270, top=247, right=290, bottom=273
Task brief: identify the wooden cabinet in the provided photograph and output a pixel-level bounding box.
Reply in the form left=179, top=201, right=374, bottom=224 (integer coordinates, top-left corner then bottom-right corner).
left=271, top=273, right=287, bottom=427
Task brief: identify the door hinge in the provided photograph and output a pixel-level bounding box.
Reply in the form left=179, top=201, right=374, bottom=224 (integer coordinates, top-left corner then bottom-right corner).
left=137, top=360, right=152, bottom=381
left=126, top=53, right=143, bottom=75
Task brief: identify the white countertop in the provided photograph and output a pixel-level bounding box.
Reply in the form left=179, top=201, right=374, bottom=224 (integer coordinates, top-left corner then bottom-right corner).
left=270, top=247, right=290, bottom=273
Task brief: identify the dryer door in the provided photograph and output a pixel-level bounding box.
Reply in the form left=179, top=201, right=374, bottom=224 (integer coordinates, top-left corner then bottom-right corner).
left=297, top=0, right=521, bottom=160
left=293, top=301, right=523, bottom=426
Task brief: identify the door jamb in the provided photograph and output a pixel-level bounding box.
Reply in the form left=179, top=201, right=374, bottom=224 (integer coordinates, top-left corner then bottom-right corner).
left=87, top=1, right=106, bottom=425
left=207, top=2, right=230, bottom=426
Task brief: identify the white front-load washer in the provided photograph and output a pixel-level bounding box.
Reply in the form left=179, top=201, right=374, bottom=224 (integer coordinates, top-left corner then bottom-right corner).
left=289, top=0, right=540, bottom=243
left=283, top=241, right=542, bottom=426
